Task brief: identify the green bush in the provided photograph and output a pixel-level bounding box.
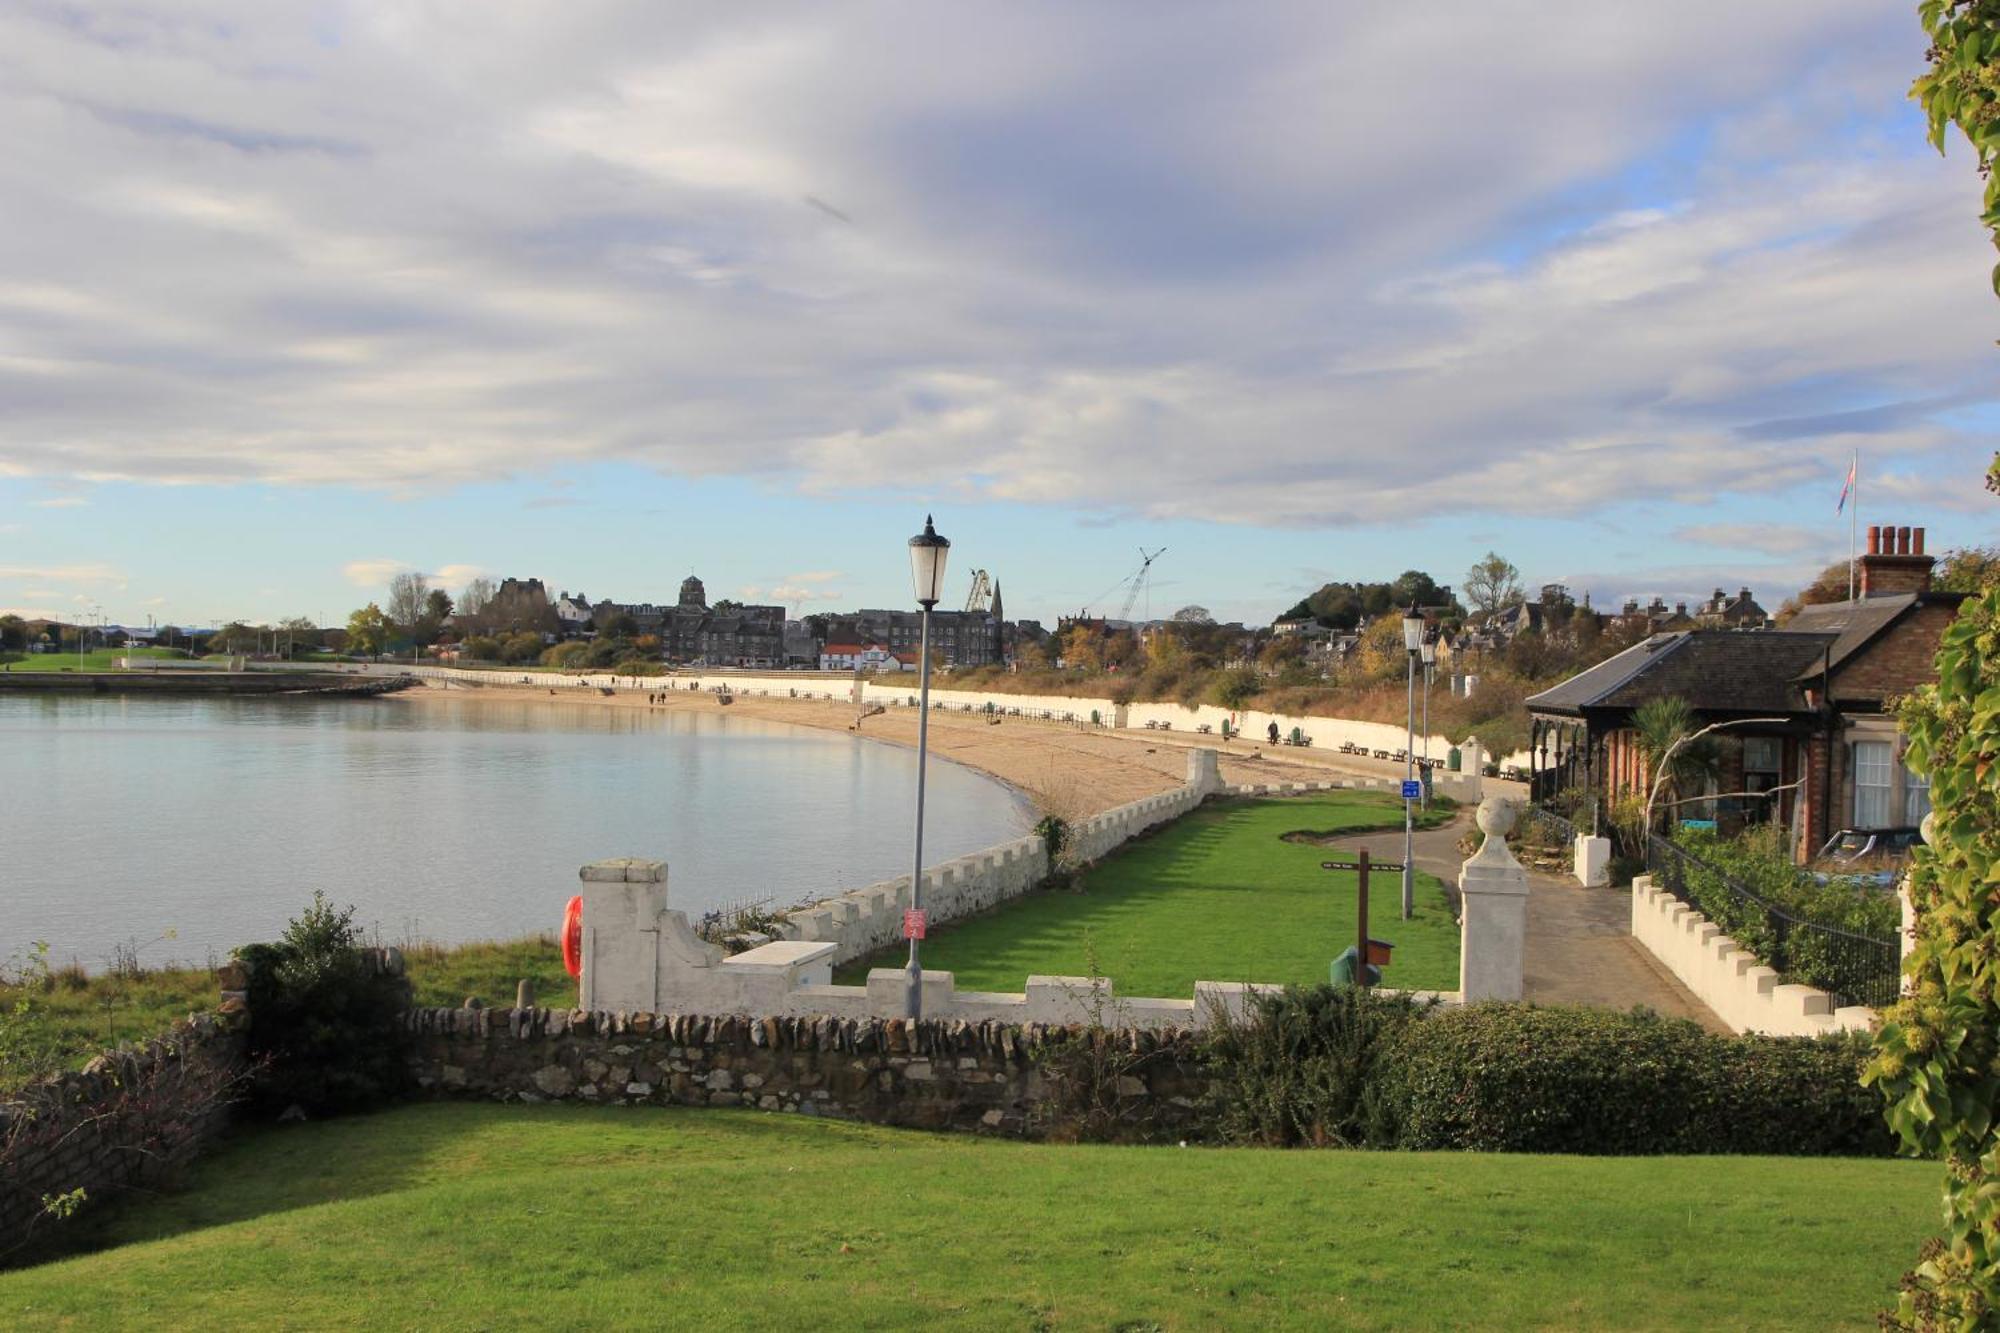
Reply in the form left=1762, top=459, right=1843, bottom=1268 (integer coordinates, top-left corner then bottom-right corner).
left=1382, top=1004, right=1889, bottom=1156
left=1200, top=985, right=1430, bottom=1146
left=236, top=893, right=410, bottom=1117
left=1667, top=827, right=1898, bottom=1006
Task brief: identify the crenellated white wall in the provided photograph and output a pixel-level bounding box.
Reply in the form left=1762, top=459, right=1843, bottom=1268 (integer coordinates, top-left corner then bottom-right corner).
left=1628, top=876, right=1876, bottom=1037
left=782, top=750, right=1221, bottom=964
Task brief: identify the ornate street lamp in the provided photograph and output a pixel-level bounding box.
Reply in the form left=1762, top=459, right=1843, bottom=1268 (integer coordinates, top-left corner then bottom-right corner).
left=1419, top=628, right=1438, bottom=810
left=1400, top=606, right=1424, bottom=918
left=904, top=515, right=950, bottom=1020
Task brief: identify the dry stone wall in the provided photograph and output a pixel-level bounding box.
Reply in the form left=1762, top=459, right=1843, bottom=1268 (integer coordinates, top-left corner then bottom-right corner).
left=404, top=1004, right=1211, bottom=1138
left=0, top=1013, right=244, bottom=1259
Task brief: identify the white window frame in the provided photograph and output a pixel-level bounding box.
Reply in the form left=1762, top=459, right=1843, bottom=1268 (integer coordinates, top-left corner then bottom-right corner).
left=1853, top=740, right=1892, bottom=828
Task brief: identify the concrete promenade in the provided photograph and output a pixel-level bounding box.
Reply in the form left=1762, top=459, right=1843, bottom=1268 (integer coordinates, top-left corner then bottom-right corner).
left=1315, top=811, right=1724, bottom=1028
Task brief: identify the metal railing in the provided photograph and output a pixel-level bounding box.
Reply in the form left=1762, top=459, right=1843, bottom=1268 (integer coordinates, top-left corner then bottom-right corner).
left=1644, top=833, right=1899, bottom=1011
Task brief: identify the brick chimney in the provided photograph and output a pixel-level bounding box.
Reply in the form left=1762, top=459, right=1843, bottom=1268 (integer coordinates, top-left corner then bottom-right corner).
left=1858, top=522, right=1934, bottom=598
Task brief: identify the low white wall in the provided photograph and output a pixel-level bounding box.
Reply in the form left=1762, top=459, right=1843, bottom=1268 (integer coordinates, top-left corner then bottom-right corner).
left=785, top=757, right=1216, bottom=964
left=1628, top=876, right=1875, bottom=1037
left=371, top=664, right=1491, bottom=789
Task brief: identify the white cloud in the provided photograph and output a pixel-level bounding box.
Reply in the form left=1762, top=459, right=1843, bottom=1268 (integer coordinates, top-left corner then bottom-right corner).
left=0, top=1, right=1983, bottom=540
left=1671, top=524, right=1831, bottom=559
left=30, top=497, right=88, bottom=508
left=0, top=562, right=125, bottom=584
left=342, top=558, right=411, bottom=589
left=740, top=572, right=847, bottom=605
left=342, top=559, right=484, bottom=590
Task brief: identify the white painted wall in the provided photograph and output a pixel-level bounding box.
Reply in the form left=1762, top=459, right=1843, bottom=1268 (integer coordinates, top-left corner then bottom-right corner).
left=1628, top=876, right=1875, bottom=1037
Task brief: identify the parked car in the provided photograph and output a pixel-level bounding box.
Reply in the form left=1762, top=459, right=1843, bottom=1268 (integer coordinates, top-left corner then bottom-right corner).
left=1810, top=827, right=1921, bottom=888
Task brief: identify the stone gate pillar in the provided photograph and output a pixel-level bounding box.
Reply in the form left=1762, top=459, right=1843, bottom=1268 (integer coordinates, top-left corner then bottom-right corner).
left=1459, top=797, right=1529, bottom=1002
left=1186, top=747, right=1223, bottom=797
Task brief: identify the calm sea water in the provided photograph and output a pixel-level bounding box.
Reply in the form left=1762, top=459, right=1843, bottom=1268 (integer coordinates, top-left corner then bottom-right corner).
left=0, top=693, right=1029, bottom=971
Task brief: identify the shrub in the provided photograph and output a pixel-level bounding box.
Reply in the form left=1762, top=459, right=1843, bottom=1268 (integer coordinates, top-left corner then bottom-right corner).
left=1382, top=1004, right=1889, bottom=1156
left=236, top=893, right=410, bottom=1116
left=1667, top=827, right=1898, bottom=1004
left=1200, top=985, right=1430, bottom=1147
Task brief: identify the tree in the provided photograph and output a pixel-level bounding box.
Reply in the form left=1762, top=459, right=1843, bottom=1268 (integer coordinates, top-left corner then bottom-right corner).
left=462, top=635, right=501, bottom=662
left=0, top=614, right=23, bottom=653
left=1172, top=605, right=1214, bottom=624
left=1778, top=561, right=1853, bottom=621
left=1914, top=0, right=2000, bottom=298
left=459, top=577, right=495, bottom=618
left=1936, top=543, right=2000, bottom=593
left=346, top=604, right=391, bottom=658
left=597, top=610, right=638, bottom=641
left=387, top=573, right=430, bottom=633
left=1463, top=552, right=1523, bottom=617
left=277, top=617, right=319, bottom=658
left=499, top=630, right=544, bottom=664
left=1631, top=696, right=1720, bottom=830
left=1866, top=582, right=2000, bottom=1327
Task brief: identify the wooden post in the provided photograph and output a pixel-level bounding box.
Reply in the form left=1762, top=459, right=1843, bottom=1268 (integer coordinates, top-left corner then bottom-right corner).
left=1356, top=849, right=1370, bottom=989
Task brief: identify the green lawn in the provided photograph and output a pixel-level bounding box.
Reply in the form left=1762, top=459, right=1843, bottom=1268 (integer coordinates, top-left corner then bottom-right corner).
left=837, top=793, right=1459, bottom=998
left=2, top=939, right=573, bottom=1092
left=0, top=647, right=196, bottom=672
left=0, top=1102, right=1934, bottom=1330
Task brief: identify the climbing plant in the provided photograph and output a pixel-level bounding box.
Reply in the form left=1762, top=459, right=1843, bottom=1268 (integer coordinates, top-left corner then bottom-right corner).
left=1916, top=2, right=2000, bottom=289
left=1864, top=585, right=2000, bottom=1327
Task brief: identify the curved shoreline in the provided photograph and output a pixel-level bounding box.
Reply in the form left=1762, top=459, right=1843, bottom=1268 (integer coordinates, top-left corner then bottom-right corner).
left=388, top=681, right=1390, bottom=817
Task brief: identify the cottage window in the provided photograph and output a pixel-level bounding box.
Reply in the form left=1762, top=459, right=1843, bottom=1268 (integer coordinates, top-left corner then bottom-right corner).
left=1853, top=740, right=1892, bottom=828
left=1904, top=765, right=1931, bottom=825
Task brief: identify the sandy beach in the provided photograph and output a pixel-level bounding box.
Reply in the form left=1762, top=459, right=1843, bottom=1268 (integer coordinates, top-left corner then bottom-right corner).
left=393, top=681, right=1403, bottom=816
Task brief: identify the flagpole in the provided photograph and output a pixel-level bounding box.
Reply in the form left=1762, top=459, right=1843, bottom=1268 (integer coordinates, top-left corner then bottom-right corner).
left=1848, top=450, right=1858, bottom=602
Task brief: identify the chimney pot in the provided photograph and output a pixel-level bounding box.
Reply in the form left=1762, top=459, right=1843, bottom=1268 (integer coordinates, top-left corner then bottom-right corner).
left=1867, top=524, right=1881, bottom=555
left=1913, top=526, right=1926, bottom=555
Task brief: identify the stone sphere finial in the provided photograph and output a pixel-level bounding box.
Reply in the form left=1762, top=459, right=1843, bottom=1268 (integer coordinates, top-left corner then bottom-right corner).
left=1476, top=796, right=1520, bottom=839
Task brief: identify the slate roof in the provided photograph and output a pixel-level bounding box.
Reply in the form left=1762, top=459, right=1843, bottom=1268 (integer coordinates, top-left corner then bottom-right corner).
left=1526, top=630, right=1836, bottom=718
left=1782, top=594, right=1918, bottom=677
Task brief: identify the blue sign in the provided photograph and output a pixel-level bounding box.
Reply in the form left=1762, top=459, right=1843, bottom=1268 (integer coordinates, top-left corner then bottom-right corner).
left=1401, top=779, right=1422, bottom=800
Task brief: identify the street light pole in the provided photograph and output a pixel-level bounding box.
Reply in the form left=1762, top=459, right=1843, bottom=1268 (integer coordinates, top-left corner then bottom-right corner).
left=1419, top=630, right=1437, bottom=811
left=905, top=516, right=950, bottom=1022
left=1400, top=606, right=1424, bottom=920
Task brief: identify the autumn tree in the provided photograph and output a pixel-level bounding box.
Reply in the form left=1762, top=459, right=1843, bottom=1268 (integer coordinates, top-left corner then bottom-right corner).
left=346, top=604, right=391, bottom=658
left=1463, top=552, right=1523, bottom=617
left=1863, top=18, right=2000, bottom=1318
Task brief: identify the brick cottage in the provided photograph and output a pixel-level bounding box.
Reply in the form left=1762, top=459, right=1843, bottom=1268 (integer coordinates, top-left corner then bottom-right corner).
left=1526, top=523, right=1964, bottom=861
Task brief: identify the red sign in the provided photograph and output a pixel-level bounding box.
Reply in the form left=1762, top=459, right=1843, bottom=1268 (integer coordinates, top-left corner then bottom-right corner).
left=903, top=909, right=928, bottom=940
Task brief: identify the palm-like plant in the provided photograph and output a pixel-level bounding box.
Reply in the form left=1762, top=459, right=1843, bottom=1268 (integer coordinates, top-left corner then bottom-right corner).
left=1632, top=696, right=1721, bottom=831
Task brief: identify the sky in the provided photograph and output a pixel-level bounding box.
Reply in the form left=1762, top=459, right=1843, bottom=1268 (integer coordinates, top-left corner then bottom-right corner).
left=0, top=2, right=1994, bottom=630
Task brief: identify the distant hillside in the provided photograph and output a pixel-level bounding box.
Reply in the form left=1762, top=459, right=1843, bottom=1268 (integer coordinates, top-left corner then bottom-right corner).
left=1279, top=570, right=1464, bottom=630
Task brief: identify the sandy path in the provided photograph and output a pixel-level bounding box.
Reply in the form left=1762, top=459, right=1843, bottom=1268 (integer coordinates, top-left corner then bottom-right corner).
left=392, top=681, right=1400, bottom=817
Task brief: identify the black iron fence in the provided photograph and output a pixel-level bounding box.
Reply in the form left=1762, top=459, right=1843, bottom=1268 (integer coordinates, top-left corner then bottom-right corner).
left=1644, top=833, right=1900, bottom=1011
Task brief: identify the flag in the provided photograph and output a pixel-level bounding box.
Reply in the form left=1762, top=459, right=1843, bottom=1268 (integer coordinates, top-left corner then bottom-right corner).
left=1836, top=453, right=1856, bottom=514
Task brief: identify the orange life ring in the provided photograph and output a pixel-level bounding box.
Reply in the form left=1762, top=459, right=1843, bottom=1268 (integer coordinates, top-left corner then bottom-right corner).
left=561, top=894, right=584, bottom=978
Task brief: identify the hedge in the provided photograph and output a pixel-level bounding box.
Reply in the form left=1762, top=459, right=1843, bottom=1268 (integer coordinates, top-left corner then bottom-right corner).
left=1380, top=1003, right=1891, bottom=1156
left=1198, top=989, right=1892, bottom=1157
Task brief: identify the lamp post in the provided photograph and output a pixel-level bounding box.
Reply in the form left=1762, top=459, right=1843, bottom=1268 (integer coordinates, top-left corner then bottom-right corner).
left=1400, top=605, right=1424, bottom=919
left=904, top=515, right=951, bottom=1021
left=1419, top=628, right=1437, bottom=810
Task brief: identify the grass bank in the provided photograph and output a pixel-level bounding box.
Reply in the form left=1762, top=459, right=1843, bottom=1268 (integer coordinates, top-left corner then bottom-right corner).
left=0, top=1102, right=1931, bottom=1329
left=1, top=938, right=571, bottom=1092
left=837, top=792, right=1459, bottom=997
left=0, top=647, right=194, bottom=673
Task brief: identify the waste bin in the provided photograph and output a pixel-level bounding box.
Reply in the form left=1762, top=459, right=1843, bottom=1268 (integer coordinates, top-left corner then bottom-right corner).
left=1330, top=946, right=1380, bottom=987
left=1330, top=938, right=1394, bottom=986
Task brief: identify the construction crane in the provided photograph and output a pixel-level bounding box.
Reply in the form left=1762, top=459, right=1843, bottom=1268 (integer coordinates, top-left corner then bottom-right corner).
left=1080, top=547, right=1167, bottom=624
left=963, top=569, right=993, bottom=614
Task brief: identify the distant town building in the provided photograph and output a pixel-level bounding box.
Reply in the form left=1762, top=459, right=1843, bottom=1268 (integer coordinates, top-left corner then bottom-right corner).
left=819, top=643, right=913, bottom=672
left=593, top=574, right=785, bottom=667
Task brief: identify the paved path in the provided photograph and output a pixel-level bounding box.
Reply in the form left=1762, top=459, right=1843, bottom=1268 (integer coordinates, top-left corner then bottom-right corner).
left=1318, top=810, right=1725, bottom=1030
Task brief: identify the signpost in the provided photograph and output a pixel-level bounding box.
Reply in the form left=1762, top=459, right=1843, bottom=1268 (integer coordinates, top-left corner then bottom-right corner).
left=903, top=909, right=927, bottom=941
left=1320, top=849, right=1404, bottom=987
left=1401, top=779, right=1421, bottom=801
